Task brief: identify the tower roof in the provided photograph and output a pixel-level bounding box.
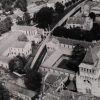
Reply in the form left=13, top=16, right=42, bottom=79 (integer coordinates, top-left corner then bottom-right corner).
left=83, top=47, right=99, bottom=65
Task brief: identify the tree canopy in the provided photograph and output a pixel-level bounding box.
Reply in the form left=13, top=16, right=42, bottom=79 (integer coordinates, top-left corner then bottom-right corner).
left=89, top=12, right=96, bottom=21
left=55, top=2, right=64, bottom=14
left=24, top=70, right=42, bottom=93
left=52, top=25, right=100, bottom=41
left=8, top=55, right=27, bottom=74
left=0, top=83, right=10, bottom=100
left=35, top=7, right=54, bottom=28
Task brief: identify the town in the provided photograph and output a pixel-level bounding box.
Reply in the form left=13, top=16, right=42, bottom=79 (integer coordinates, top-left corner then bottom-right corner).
left=0, top=0, right=100, bottom=100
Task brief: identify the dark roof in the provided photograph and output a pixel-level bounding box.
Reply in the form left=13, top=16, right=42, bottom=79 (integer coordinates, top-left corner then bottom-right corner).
left=67, top=80, right=76, bottom=91
left=53, top=36, right=95, bottom=48
left=83, top=47, right=99, bottom=64
left=45, top=74, right=58, bottom=85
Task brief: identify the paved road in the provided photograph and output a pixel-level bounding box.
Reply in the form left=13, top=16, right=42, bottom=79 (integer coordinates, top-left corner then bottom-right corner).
left=30, top=0, right=87, bottom=69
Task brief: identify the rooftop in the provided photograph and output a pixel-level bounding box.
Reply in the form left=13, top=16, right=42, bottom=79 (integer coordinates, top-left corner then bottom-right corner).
left=0, top=56, right=12, bottom=63
left=11, top=41, right=28, bottom=48
left=54, top=36, right=95, bottom=48
left=67, top=17, right=86, bottom=25
left=42, top=48, right=72, bottom=68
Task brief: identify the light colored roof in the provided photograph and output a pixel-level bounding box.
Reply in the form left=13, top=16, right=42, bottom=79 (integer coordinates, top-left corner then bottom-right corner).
left=67, top=17, right=86, bottom=25
left=0, top=56, right=11, bottom=63
left=5, top=82, right=36, bottom=98
left=0, top=31, right=23, bottom=56
left=53, top=36, right=95, bottom=48
left=11, top=41, right=27, bottom=48
left=42, top=48, right=72, bottom=67
left=12, top=25, right=37, bottom=31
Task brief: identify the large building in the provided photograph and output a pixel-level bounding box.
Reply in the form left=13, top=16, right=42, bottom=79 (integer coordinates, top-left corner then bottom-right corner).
left=65, top=17, right=93, bottom=31
left=2, top=41, right=32, bottom=58
left=11, top=25, right=44, bottom=43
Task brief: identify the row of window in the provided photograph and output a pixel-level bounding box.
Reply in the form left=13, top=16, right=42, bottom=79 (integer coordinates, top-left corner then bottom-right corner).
left=80, top=67, right=96, bottom=74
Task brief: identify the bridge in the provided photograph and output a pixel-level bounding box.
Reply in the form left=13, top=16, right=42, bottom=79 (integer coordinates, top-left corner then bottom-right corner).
left=30, top=0, right=88, bottom=70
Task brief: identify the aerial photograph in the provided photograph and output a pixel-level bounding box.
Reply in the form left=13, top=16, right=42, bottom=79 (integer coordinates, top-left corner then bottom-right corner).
left=0, top=0, right=100, bottom=100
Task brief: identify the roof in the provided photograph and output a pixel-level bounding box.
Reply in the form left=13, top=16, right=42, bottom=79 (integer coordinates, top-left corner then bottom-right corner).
left=45, top=74, right=58, bottom=85
left=67, top=80, right=76, bottom=91
left=5, top=82, right=36, bottom=98
left=0, top=56, right=12, bottom=63
left=67, top=17, right=86, bottom=25
left=54, top=36, right=95, bottom=48
left=42, top=48, right=72, bottom=67
left=78, top=96, right=90, bottom=100
left=12, top=25, right=37, bottom=32
left=83, top=47, right=98, bottom=64
left=11, top=41, right=27, bottom=48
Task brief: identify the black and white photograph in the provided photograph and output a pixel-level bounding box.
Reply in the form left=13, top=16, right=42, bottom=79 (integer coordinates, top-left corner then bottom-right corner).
left=0, top=0, right=100, bottom=100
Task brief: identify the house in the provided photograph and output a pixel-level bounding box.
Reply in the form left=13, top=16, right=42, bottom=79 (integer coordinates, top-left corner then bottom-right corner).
left=3, top=41, right=32, bottom=58
left=11, top=25, right=44, bottom=43
left=65, top=17, right=93, bottom=31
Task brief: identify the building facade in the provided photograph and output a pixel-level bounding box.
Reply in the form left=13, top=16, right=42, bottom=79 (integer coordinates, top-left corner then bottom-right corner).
left=3, top=41, right=32, bottom=58
left=65, top=17, right=93, bottom=31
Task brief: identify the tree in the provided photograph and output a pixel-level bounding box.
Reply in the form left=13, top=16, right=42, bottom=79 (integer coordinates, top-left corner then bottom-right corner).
left=55, top=2, right=64, bottom=14
left=35, top=7, right=54, bottom=28
left=18, top=34, right=28, bottom=42
left=24, top=70, right=42, bottom=93
left=16, top=16, right=24, bottom=25
left=52, top=26, right=68, bottom=37
left=0, top=83, right=10, bottom=100
left=23, top=12, right=31, bottom=25
left=89, top=12, right=96, bottom=21
left=8, top=56, right=27, bottom=74
left=14, top=0, right=27, bottom=12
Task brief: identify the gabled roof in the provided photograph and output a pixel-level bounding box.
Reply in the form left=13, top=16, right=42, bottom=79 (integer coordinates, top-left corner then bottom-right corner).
left=83, top=47, right=99, bottom=65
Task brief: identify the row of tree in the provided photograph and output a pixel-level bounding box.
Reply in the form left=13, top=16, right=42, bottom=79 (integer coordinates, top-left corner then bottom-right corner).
left=0, top=17, right=12, bottom=34
left=52, top=22, right=100, bottom=42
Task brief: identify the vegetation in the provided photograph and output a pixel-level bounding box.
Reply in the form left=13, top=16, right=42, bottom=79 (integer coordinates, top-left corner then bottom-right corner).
left=55, top=2, right=64, bottom=14
left=16, top=12, right=31, bottom=26
left=0, top=83, right=10, bottom=100
left=24, top=70, right=42, bottom=93
left=8, top=55, right=27, bottom=74
left=34, top=7, right=54, bottom=28
left=0, top=17, right=12, bottom=34
left=52, top=24, right=100, bottom=42
left=67, top=45, right=86, bottom=72
left=89, top=12, right=96, bottom=21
